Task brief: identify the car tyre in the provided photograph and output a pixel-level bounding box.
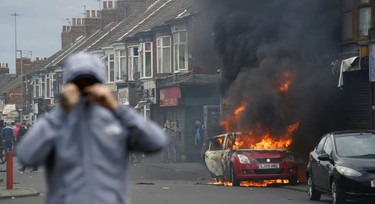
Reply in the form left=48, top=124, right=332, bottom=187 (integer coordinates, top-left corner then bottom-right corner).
left=230, top=165, right=240, bottom=186
left=331, top=180, right=346, bottom=204
left=307, top=175, right=321, bottom=201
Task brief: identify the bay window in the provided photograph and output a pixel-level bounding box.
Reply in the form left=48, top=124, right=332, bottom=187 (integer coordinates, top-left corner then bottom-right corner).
left=117, top=50, right=127, bottom=81
left=157, top=36, right=172, bottom=73
left=139, top=42, right=153, bottom=78
left=107, top=54, right=115, bottom=82
left=128, top=46, right=139, bottom=80
left=173, top=29, right=188, bottom=72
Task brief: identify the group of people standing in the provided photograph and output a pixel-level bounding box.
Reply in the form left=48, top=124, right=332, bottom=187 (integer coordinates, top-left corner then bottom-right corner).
left=162, top=119, right=182, bottom=163
left=0, top=120, right=37, bottom=172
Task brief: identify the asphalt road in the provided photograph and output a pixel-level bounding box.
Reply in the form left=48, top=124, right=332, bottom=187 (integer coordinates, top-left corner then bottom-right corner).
left=1, top=154, right=372, bottom=204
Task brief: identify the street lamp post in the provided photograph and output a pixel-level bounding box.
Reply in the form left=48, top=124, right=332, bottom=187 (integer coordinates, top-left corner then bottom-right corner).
left=16, top=50, right=23, bottom=122
left=11, top=12, right=20, bottom=73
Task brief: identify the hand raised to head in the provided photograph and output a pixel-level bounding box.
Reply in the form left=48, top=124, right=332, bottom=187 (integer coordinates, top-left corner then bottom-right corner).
left=83, top=84, right=119, bottom=111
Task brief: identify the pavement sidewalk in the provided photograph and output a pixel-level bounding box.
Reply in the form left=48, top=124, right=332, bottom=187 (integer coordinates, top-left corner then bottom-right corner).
left=0, top=158, right=40, bottom=199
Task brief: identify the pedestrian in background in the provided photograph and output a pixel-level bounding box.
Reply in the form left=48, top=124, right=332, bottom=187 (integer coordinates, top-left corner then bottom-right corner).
left=0, top=120, right=5, bottom=164
left=194, top=120, right=204, bottom=147
left=13, top=122, right=21, bottom=143
left=162, top=119, right=173, bottom=163
left=17, top=121, right=38, bottom=173
left=1, top=122, right=14, bottom=154
left=16, top=52, right=167, bottom=204
left=171, top=121, right=182, bottom=162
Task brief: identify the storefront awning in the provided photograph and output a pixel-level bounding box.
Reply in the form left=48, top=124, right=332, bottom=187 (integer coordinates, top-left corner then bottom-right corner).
left=338, top=56, right=360, bottom=87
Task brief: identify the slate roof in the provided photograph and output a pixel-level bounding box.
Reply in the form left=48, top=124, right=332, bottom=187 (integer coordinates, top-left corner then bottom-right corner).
left=88, top=0, right=195, bottom=51
left=0, top=75, right=21, bottom=94
left=36, top=0, right=196, bottom=71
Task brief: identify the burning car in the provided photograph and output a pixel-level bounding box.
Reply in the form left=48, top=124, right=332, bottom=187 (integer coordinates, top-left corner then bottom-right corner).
left=203, top=132, right=298, bottom=186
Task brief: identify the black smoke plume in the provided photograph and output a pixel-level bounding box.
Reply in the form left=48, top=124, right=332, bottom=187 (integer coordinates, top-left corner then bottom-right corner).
left=197, top=0, right=348, bottom=158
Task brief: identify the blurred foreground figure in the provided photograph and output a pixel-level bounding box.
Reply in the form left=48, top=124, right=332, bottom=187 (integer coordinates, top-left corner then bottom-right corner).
left=16, top=52, right=167, bottom=204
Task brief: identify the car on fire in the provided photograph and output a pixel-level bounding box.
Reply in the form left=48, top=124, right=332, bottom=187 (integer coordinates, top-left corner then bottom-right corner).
left=203, top=132, right=298, bottom=186
left=306, top=130, right=375, bottom=204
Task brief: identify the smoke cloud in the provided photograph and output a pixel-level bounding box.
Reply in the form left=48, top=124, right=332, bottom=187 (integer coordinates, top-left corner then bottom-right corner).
left=197, top=0, right=347, bottom=158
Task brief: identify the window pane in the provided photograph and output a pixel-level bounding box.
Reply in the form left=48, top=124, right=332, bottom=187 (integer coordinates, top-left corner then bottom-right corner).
left=110, top=61, right=115, bottom=81
left=145, top=43, right=151, bottom=51
left=163, top=48, right=171, bottom=73
left=359, top=7, right=371, bottom=37
left=120, top=57, right=126, bottom=79
left=133, top=57, right=139, bottom=78
left=174, top=44, right=178, bottom=71
left=360, top=0, right=370, bottom=4
left=145, top=52, right=152, bottom=77
left=180, top=31, right=187, bottom=43
left=179, top=44, right=186, bottom=70
left=163, top=37, right=171, bottom=46
left=157, top=47, right=162, bottom=72
left=343, top=12, right=353, bottom=40
left=46, top=78, right=50, bottom=97
left=134, top=47, right=138, bottom=56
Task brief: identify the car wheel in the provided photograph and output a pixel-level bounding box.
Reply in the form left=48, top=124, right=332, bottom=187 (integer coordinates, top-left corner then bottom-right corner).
left=331, top=180, right=346, bottom=204
left=230, top=165, right=240, bottom=186
left=307, top=175, right=321, bottom=201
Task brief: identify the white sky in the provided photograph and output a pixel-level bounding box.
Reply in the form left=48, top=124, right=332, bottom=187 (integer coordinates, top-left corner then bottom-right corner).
left=0, top=0, right=101, bottom=73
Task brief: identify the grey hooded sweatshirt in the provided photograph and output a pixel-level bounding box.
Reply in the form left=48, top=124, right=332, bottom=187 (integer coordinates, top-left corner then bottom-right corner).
left=17, top=52, right=167, bottom=204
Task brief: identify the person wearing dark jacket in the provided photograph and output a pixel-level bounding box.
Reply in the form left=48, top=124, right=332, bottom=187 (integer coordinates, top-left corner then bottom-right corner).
left=16, top=52, right=167, bottom=204
left=1, top=122, right=14, bottom=153
left=17, top=121, right=37, bottom=173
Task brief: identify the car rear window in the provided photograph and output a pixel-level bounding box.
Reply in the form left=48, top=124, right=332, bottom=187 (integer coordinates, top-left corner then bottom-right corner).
left=335, top=133, right=375, bottom=157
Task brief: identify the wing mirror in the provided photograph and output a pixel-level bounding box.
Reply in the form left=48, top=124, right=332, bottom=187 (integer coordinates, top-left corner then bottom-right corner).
left=318, top=153, right=331, bottom=161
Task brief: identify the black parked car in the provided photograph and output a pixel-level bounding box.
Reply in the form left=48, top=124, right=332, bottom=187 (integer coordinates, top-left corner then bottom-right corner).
left=306, top=130, right=375, bottom=204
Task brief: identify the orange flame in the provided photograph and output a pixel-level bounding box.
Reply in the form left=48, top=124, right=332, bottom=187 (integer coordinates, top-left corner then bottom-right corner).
left=278, top=71, right=293, bottom=93
left=209, top=179, right=291, bottom=187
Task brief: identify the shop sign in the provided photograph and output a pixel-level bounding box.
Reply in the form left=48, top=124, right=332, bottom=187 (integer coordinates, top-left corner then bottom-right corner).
left=160, top=87, right=181, bottom=107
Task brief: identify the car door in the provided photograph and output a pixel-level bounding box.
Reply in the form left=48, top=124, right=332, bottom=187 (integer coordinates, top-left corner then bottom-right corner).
left=204, top=135, right=225, bottom=177
left=318, top=136, right=333, bottom=191
left=310, top=136, right=327, bottom=188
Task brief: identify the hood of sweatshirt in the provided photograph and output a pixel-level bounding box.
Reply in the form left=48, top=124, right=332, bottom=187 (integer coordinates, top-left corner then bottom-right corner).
left=63, top=52, right=105, bottom=84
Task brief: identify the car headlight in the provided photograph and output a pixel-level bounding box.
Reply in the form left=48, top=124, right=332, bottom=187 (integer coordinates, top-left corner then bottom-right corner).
left=237, top=154, right=250, bottom=164
left=336, top=166, right=362, bottom=177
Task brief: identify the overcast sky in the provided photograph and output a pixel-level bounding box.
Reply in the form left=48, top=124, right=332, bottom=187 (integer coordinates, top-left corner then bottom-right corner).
left=0, top=0, right=101, bottom=73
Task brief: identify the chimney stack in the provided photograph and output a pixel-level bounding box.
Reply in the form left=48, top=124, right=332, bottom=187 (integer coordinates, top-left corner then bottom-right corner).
left=72, top=18, right=77, bottom=26
left=108, top=1, right=113, bottom=9
left=103, top=1, right=108, bottom=9
left=86, top=10, right=91, bottom=18
left=91, top=10, right=96, bottom=18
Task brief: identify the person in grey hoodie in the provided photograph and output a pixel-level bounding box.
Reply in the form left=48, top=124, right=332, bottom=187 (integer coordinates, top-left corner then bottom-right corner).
left=16, top=52, right=167, bottom=204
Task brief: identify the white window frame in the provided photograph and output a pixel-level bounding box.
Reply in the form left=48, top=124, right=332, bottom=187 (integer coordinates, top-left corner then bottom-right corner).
left=107, top=53, right=115, bottom=82
left=128, top=46, right=139, bottom=81
left=45, top=74, right=50, bottom=98
left=33, top=78, right=40, bottom=98
left=173, top=28, right=188, bottom=72
left=157, top=36, right=172, bottom=73
left=41, top=76, right=45, bottom=98
left=117, top=50, right=127, bottom=81
left=139, top=42, right=153, bottom=79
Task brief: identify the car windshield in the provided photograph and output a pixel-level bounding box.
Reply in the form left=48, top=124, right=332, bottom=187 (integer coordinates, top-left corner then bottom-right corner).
left=335, top=133, right=375, bottom=157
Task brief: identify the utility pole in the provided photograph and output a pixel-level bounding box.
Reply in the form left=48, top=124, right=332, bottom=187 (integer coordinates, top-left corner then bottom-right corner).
left=16, top=50, right=23, bottom=122
left=11, top=12, right=20, bottom=74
